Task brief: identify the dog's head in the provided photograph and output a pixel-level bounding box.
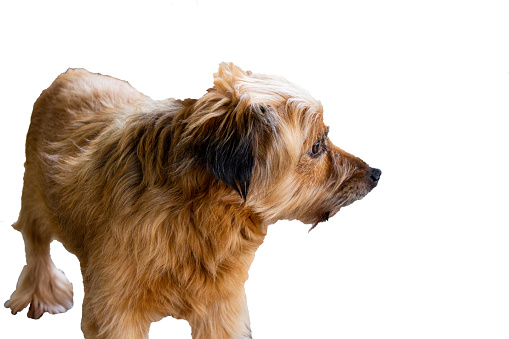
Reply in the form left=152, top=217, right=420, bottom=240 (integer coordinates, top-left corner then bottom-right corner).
left=182, top=63, right=380, bottom=227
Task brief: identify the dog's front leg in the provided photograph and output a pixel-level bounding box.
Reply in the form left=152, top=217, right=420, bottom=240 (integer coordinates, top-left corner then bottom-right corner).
left=81, top=297, right=152, bottom=339
left=81, top=283, right=152, bottom=339
left=189, top=288, right=252, bottom=339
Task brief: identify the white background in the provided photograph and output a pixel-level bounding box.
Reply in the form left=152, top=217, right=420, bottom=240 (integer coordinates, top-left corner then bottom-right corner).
left=1, top=0, right=508, bottom=338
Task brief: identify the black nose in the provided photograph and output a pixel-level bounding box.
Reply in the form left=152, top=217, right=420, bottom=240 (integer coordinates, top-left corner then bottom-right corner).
left=370, top=168, right=381, bottom=183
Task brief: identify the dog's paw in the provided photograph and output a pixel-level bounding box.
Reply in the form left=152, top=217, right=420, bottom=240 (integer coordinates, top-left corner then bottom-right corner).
left=5, top=265, right=74, bottom=319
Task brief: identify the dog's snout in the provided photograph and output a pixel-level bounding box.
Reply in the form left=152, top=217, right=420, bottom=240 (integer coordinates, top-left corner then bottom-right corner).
left=369, top=168, right=381, bottom=183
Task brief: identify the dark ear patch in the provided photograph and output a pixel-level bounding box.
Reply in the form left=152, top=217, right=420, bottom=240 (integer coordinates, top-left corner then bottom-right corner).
left=191, top=101, right=273, bottom=199
left=204, top=128, right=255, bottom=199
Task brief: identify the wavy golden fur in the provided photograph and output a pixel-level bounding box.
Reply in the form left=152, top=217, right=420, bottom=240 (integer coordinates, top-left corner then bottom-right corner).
left=6, top=63, right=380, bottom=338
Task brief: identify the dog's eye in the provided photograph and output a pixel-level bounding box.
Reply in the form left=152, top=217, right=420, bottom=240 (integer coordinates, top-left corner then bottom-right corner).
left=311, top=140, right=322, bottom=156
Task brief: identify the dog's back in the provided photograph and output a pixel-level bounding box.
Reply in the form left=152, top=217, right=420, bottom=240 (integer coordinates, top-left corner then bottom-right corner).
left=17, top=69, right=142, bottom=241
left=26, top=69, right=144, bottom=151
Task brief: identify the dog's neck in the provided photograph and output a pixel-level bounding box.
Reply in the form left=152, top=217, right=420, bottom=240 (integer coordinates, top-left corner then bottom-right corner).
left=113, top=100, right=269, bottom=285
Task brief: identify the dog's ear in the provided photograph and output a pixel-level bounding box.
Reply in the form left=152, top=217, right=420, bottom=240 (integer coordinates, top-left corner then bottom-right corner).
left=198, top=103, right=271, bottom=200
left=202, top=109, right=257, bottom=199
left=184, top=65, right=272, bottom=198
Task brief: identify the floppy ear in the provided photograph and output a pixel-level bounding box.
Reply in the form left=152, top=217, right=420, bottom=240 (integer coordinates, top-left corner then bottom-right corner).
left=185, top=63, right=271, bottom=199
left=195, top=105, right=271, bottom=199
left=203, top=111, right=257, bottom=199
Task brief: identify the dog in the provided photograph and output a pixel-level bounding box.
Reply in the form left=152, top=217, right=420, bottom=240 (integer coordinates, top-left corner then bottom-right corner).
left=5, top=63, right=381, bottom=338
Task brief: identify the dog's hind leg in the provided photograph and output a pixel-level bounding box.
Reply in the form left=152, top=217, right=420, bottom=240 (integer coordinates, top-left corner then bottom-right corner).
left=5, top=185, right=73, bottom=319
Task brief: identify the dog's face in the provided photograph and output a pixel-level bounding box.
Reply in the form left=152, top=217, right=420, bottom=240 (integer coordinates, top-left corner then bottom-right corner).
left=183, top=63, right=380, bottom=227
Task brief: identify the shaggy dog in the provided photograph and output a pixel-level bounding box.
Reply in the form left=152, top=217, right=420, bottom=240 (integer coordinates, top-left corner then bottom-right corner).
left=5, top=63, right=381, bottom=338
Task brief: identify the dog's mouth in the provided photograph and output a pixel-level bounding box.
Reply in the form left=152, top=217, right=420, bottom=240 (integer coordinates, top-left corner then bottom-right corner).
left=305, top=167, right=381, bottom=232
left=307, top=185, right=377, bottom=232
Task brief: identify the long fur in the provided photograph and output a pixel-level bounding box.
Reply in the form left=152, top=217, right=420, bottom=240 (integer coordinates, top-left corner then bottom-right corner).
left=6, top=63, right=379, bottom=338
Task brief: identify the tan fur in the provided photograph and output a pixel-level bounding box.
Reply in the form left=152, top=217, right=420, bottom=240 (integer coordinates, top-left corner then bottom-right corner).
left=6, top=63, right=380, bottom=338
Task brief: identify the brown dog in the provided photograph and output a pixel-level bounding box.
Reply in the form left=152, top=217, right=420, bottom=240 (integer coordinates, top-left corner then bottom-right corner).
left=6, top=63, right=380, bottom=338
